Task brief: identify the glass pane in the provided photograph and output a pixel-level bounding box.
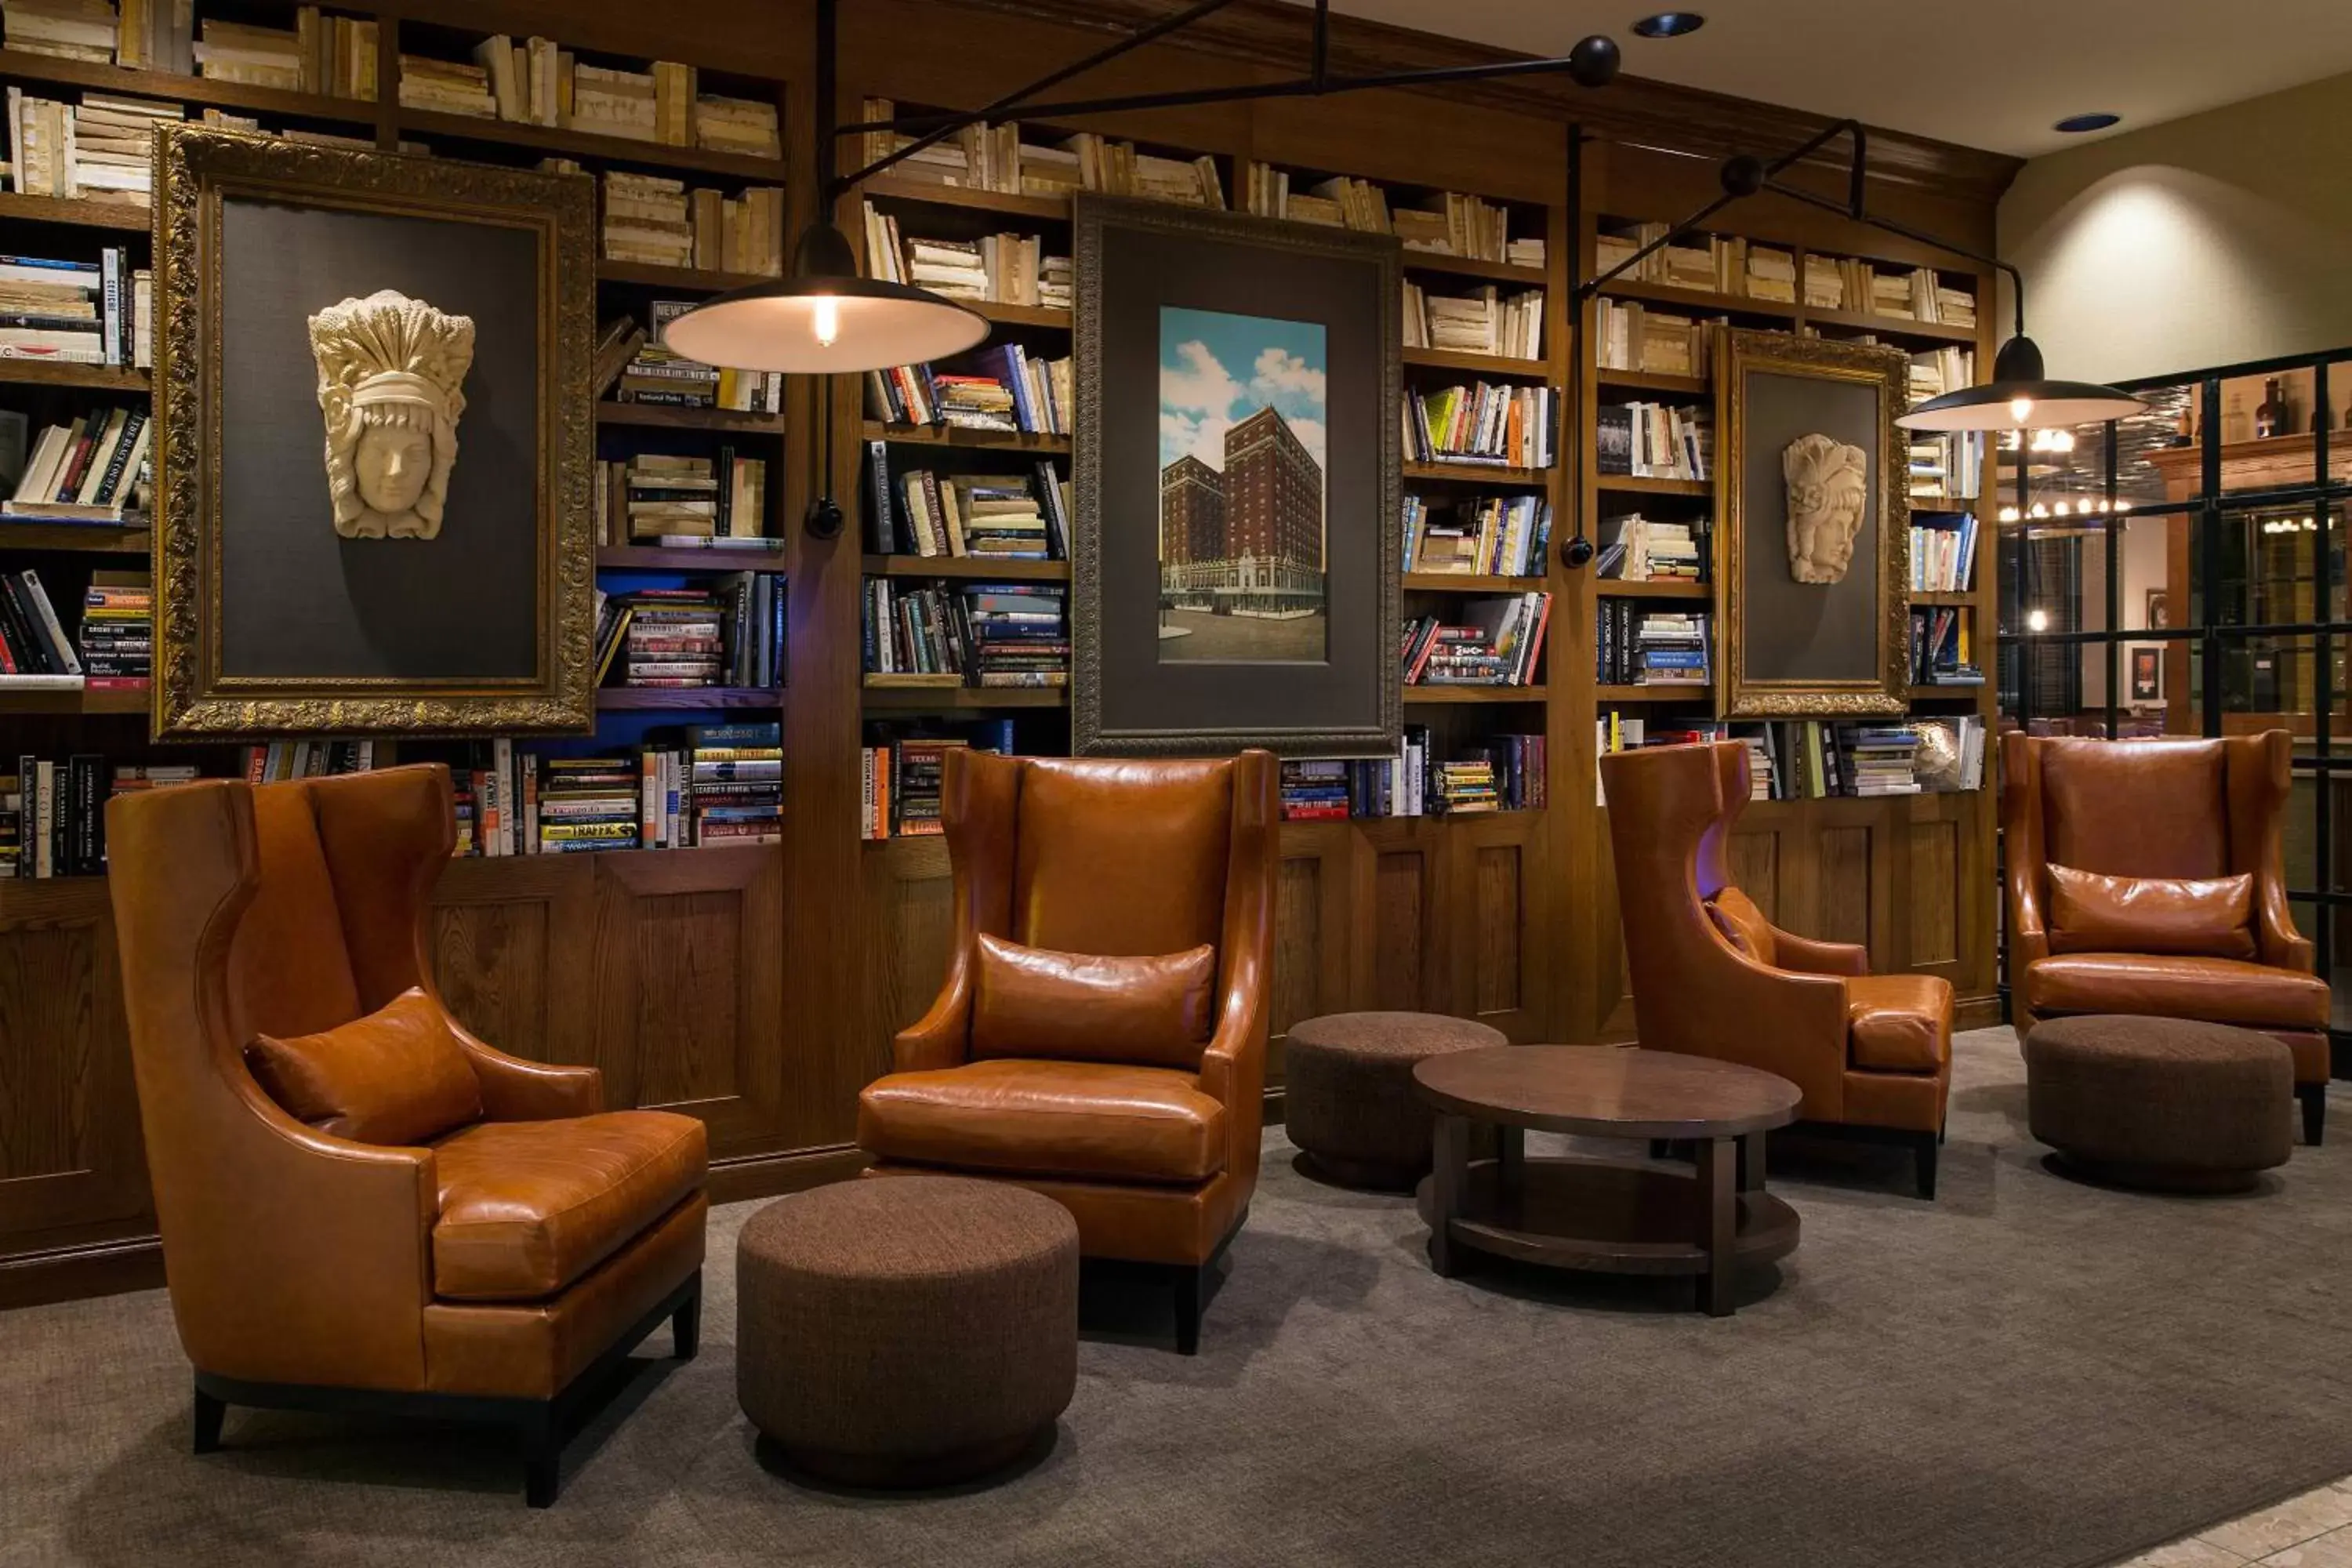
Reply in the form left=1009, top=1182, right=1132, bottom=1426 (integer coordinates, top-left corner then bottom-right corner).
left=2114, top=380, right=2198, bottom=512
left=2219, top=369, right=2320, bottom=498
left=2116, top=511, right=2177, bottom=632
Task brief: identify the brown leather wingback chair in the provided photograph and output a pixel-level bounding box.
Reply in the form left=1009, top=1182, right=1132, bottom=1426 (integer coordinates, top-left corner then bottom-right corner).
left=2002, top=731, right=2331, bottom=1143
left=1601, top=741, right=1955, bottom=1196
left=858, top=750, right=1278, bottom=1353
left=106, top=764, right=707, bottom=1506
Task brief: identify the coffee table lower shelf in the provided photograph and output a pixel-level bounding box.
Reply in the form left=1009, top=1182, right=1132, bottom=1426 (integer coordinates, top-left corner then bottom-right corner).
left=1416, top=1155, right=1801, bottom=1280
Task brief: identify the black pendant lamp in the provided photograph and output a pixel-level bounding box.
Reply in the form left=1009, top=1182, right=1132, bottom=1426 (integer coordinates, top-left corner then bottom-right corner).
left=1897, top=333, right=2146, bottom=434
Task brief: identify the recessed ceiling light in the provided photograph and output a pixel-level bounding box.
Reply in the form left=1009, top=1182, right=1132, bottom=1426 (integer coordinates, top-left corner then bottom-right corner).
left=1632, top=13, right=1705, bottom=38
left=2054, top=112, right=2121, bottom=133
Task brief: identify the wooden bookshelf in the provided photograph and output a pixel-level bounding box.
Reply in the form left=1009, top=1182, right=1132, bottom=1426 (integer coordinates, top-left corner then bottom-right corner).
left=1402, top=572, right=1544, bottom=593
left=0, top=521, right=148, bottom=554
left=1400, top=252, right=1548, bottom=287
left=0, top=684, right=147, bottom=715
left=862, top=421, right=1071, bottom=453
left=1595, top=579, right=1708, bottom=599
left=596, top=686, right=785, bottom=711
left=1910, top=590, right=1974, bottom=607
left=862, top=684, right=1069, bottom=710
left=1592, top=684, right=1711, bottom=702
left=862, top=554, right=1069, bottom=581
left=597, top=545, right=787, bottom=572
left=1802, top=304, right=1979, bottom=345
left=1597, top=475, right=1709, bottom=498
left=596, top=402, right=786, bottom=434
left=861, top=172, right=1069, bottom=223
left=1598, top=278, right=1801, bottom=320
left=1402, top=346, right=1548, bottom=379
left=1403, top=460, right=1549, bottom=488
left=0, top=361, right=148, bottom=393
left=968, top=300, right=1071, bottom=330
left=1595, top=367, right=1708, bottom=397
left=0, top=191, right=150, bottom=232
left=1403, top=685, right=1548, bottom=704
left=596, top=260, right=774, bottom=292
left=394, top=104, right=784, bottom=181
left=0, top=45, right=373, bottom=126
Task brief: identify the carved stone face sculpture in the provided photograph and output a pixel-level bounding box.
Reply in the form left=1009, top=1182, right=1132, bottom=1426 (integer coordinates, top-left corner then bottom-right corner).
left=307, top=289, right=476, bottom=540
left=1782, top=432, right=1868, bottom=585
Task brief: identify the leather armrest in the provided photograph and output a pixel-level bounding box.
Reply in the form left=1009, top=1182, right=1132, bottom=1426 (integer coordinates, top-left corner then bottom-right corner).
left=1768, top=925, right=1869, bottom=977
left=2258, top=880, right=2315, bottom=973
left=895, top=956, right=973, bottom=1073
left=445, top=1014, right=603, bottom=1120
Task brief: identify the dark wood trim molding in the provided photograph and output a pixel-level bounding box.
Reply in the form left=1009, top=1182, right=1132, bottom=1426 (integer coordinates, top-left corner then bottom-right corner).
left=0, top=1235, right=165, bottom=1312
left=706, top=1144, right=869, bottom=1204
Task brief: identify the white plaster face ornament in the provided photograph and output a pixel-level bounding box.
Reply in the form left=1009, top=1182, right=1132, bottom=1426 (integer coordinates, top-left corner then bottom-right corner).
left=1782, top=431, right=1868, bottom=586
left=307, top=289, right=476, bottom=539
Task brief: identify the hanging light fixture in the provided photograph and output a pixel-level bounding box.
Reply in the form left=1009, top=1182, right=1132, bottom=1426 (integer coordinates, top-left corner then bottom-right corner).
left=1897, top=332, right=2145, bottom=434
left=660, top=220, right=988, bottom=374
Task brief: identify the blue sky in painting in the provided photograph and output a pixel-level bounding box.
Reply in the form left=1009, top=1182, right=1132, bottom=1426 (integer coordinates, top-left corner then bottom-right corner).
left=1158, top=305, right=1327, bottom=475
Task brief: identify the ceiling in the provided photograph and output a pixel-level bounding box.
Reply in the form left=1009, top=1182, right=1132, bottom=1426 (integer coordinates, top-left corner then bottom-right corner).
left=1281, top=0, right=2352, bottom=157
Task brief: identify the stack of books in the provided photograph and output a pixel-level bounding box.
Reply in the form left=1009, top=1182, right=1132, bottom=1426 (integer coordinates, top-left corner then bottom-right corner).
left=5, top=92, right=181, bottom=205
left=1401, top=283, right=1543, bottom=361
left=184, top=8, right=368, bottom=93
left=478, top=39, right=719, bottom=136
left=1595, top=514, right=1705, bottom=582
left=597, top=452, right=768, bottom=546
left=533, top=754, right=641, bottom=855
left=1432, top=758, right=1500, bottom=815
left=1592, top=301, right=1721, bottom=377
left=74, top=568, right=146, bottom=691
left=865, top=448, right=1068, bottom=560
left=866, top=350, right=1073, bottom=434
left=613, top=453, right=716, bottom=541
left=1405, top=383, right=1557, bottom=469
left=1240, top=171, right=1537, bottom=265
left=862, top=580, right=1066, bottom=688
left=2, top=0, right=118, bottom=62
left=1277, top=759, right=1352, bottom=822
left=858, top=100, right=1014, bottom=191
left=1844, top=725, right=1923, bottom=795
left=964, top=583, right=1066, bottom=688
left=1745, top=245, right=1797, bottom=302
left=1872, top=266, right=1975, bottom=327
left=1463, top=734, right=1546, bottom=811
left=614, top=589, right=724, bottom=688
left=572, top=62, right=658, bottom=140
left=396, top=53, right=497, bottom=118
left=1802, top=254, right=1846, bottom=310
left=7, top=405, right=150, bottom=520
left=694, top=94, right=780, bottom=158
left=1910, top=510, right=1979, bottom=593
left=1400, top=591, right=1550, bottom=687
left=1399, top=494, right=1550, bottom=577
left=0, top=565, right=77, bottom=686
left=602, top=172, right=693, bottom=267
left=861, top=211, right=1070, bottom=309
left=1596, top=401, right=1711, bottom=481
left=615, top=301, right=720, bottom=407
left=688, top=722, right=782, bottom=846
left=0, top=249, right=138, bottom=366
left=1630, top=610, right=1710, bottom=687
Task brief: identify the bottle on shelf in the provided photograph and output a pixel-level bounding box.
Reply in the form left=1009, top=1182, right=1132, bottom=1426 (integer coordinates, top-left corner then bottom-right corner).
left=2223, top=388, right=2252, bottom=445
left=2168, top=403, right=2194, bottom=448
left=2254, top=377, right=2285, bottom=441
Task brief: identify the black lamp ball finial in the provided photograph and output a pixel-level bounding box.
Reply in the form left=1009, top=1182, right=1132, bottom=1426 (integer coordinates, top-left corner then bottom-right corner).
left=1568, top=34, right=1621, bottom=89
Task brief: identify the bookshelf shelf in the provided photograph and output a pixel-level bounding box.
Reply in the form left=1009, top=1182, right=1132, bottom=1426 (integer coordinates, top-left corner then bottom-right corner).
left=861, top=173, right=1069, bottom=223
left=596, top=686, right=784, bottom=711
left=1403, top=685, right=1548, bottom=704
left=1402, top=346, right=1549, bottom=380
left=393, top=105, right=786, bottom=181
left=0, top=46, right=374, bottom=127
left=0, top=361, right=149, bottom=394
left=0, top=192, right=150, bottom=232
left=1402, top=572, right=1545, bottom=593
left=1593, top=684, right=1711, bottom=702
left=597, top=545, right=787, bottom=572
left=1403, top=460, right=1549, bottom=488
left=1399, top=252, right=1547, bottom=287
left=862, top=684, right=1068, bottom=710
left=0, top=521, right=148, bottom=553
left=596, top=403, right=785, bottom=435
left=1596, top=579, right=1708, bottom=599
left=1598, top=475, right=1710, bottom=498
left=1907, top=685, right=1987, bottom=702
left=862, top=554, right=1069, bottom=581
left=1802, top=305, right=1978, bottom=345
left=595, top=260, right=773, bottom=292
left=0, top=684, right=147, bottom=714
left=1909, top=590, right=1974, bottom=607
left=1599, top=278, right=1800, bottom=320
left=862, top=421, right=1072, bottom=454
left=1595, top=367, right=1709, bottom=397
left=970, top=300, right=1071, bottom=330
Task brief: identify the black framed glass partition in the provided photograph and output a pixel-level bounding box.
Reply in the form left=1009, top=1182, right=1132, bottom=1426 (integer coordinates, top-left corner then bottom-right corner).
left=1999, top=347, right=2352, bottom=1068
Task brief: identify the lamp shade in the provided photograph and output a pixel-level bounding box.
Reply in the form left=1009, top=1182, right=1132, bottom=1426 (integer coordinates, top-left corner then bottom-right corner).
left=1896, top=335, right=2146, bottom=432
left=659, top=219, right=990, bottom=374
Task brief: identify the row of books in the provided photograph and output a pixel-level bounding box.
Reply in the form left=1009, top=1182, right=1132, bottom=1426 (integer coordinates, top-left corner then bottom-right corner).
left=1401, top=282, right=1542, bottom=361
left=0, top=564, right=79, bottom=682
left=1908, top=431, right=1984, bottom=503
left=1820, top=259, right=1976, bottom=328
left=194, top=9, right=369, bottom=95
left=601, top=170, right=786, bottom=277
left=593, top=452, right=770, bottom=546
left=862, top=579, right=1066, bottom=688
left=449, top=728, right=782, bottom=857
left=1595, top=514, right=1707, bottom=582
left=0, top=249, right=145, bottom=368
left=1597, top=400, right=1711, bottom=482
left=1399, top=591, right=1550, bottom=687
left=856, top=720, right=1016, bottom=838
left=1593, top=717, right=1987, bottom=801
left=862, top=99, right=1222, bottom=209
left=1241, top=167, right=1544, bottom=267
left=8, top=405, right=148, bottom=520
left=865, top=346, right=1073, bottom=435
left=5, top=89, right=180, bottom=205
left=71, top=565, right=141, bottom=684
left=1596, top=227, right=1795, bottom=301
left=1595, top=603, right=1710, bottom=688
left=1278, top=729, right=1548, bottom=821
left=1592, top=300, right=1719, bottom=379
left=1405, top=382, right=1558, bottom=470
left=593, top=582, right=784, bottom=691
left=859, top=205, right=1072, bottom=310
left=603, top=302, right=782, bottom=412
left=1910, top=510, right=1979, bottom=593
left=5, top=753, right=114, bottom=875
left=463, top=35, right=777, bottom=156
left=1909, top=606, right=1984, bottom=687
left=866, top=450, right=1070, bottom=561
left=1399, top=494, right=1551, bottom=578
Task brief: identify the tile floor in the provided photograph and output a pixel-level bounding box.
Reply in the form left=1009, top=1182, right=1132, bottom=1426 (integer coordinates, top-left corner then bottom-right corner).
left=2121, top=1480, right=2352, bottom=1566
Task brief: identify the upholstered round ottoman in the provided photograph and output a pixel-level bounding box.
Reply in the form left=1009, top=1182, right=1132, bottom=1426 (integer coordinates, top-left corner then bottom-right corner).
left=1286, top=1011, right=1510, bottom=1189
left=2025, top=1015, right=2294, bottom=1192
left=735, top=1175, right=1079, bottom=1486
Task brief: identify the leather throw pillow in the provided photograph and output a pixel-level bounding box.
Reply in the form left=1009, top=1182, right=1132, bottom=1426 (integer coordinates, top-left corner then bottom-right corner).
left=2045, top=863, right=2256, bottom=959
left=245, top=986, right=485, bottom=1145
left=1705, top=887, right=1778, bottom=967
left=971, top=934, right=1218, bottom=1070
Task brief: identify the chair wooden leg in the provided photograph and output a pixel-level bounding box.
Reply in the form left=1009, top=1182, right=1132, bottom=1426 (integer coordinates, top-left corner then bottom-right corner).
left=192, top=1381, right=226, bottom=1455
left=1173, top=1266, right=1203, bottom=1357
left=1915, top=1131, right=1940, bottom=1200
left=2300, top=1084, right=2325, bottom=1147
left=672, top=1271, right=702, bottom=1361
left=519, top=1409, right=561, bottom=1508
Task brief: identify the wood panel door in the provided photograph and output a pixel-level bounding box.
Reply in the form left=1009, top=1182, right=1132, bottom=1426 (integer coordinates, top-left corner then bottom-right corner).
left=1352, top=818, right=1452, bottom=1014
left=1267, top=822, right=1354, bottom=1091
left=1447, top=812, right=1548, bottom=1040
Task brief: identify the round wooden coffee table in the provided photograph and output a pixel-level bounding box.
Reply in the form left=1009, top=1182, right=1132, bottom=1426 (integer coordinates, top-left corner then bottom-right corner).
left=1412, top=1046, right=1802, bottom=1316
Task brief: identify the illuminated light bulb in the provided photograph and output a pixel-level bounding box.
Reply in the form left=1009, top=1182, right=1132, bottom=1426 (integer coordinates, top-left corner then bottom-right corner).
left=811, top=294, right=840, bottom=348
left=2009, top=396, right=2035, bottom=425
left=2031, top=503, right=2049, bottom=518
left=1998, top=505, right=2020, bottom=523
left=2027, top=608, right=2050, bottom=632
left=2116, top=499, right=2132, bottom=513
left=2053, top=502, right=2071, bottom=516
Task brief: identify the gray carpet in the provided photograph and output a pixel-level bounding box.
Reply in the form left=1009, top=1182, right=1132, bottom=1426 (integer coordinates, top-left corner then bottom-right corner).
left=4, top=1028, right=2350, bottom=1568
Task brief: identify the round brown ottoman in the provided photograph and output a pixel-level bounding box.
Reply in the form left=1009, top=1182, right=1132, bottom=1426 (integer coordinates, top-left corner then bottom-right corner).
left=735, top=1175, right=1078, bottom=1486
left=2025, top=1015, right=2294, bottom=1192
left=1286, top=1011, right=1509, bottom=1189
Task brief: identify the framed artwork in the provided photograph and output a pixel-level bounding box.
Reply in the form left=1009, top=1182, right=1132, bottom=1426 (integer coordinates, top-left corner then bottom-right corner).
left=153, top=125, right=597, bottom=736
left=2129, top=643, right=2165, bottom=702
left=2146, top=588, right=2171, bottom=630
left=1073, top=195, right=1400, bottom=756
left=1715, top=328, right=1911, bottom=717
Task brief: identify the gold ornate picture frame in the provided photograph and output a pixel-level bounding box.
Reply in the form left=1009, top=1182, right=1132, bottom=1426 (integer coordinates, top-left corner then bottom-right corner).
left=153, top=125, right=596, bottom=736
left=1714, top=328, right=1910, bottom=718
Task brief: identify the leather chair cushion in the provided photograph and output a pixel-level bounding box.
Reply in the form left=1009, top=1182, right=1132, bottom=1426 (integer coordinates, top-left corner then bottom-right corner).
left=970, top=934, right=1216, bottom=1069
left=2026, top=953, right=2332, bottom=1032
left=1845, top=974, right=1954, bottom=1073
left=429, top=1110, right=708, bottom=1301
left=1705, top=887, right=1777, bottom=966
left=858, top=1058, right=1227, bottom=1185
left=2046, top=863, right=2256, bottom=959
left=245, top=986, right=483, bottom=1147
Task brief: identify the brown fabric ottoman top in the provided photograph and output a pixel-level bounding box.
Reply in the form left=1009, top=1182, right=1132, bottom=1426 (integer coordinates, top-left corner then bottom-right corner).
left=735, top=1174, right=1079, bottom=1487
left=1285, top=1012, right=1508, bottom=1189
left=2024, top=1014, right=2294, bottom=1192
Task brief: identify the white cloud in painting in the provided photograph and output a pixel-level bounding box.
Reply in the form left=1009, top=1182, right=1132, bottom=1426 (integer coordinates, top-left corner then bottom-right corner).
left=1160, top=408, right=1236, bottom=472
left=1250, top=347, right=1326, bottom=408
left=1160, top=339, right=1241, bottom=416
